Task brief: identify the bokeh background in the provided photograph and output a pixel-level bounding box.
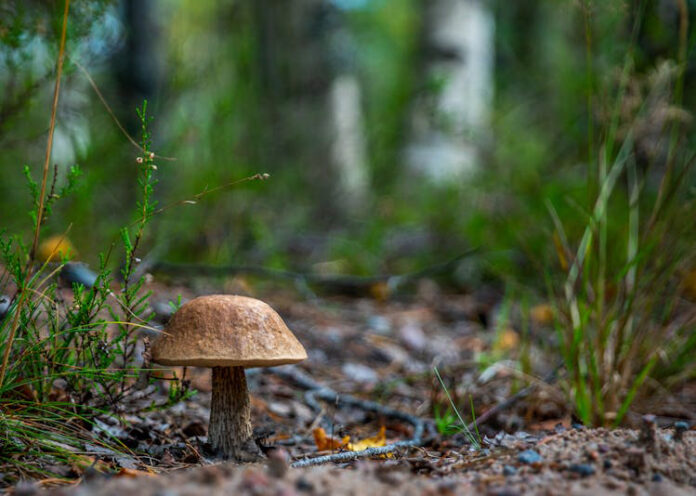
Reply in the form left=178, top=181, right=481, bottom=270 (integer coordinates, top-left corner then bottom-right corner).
left=1, top=0, right=694, bottom=288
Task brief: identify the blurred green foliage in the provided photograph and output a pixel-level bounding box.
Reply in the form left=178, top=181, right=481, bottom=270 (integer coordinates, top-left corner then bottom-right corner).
left=0, top=0, right=694, bottom=288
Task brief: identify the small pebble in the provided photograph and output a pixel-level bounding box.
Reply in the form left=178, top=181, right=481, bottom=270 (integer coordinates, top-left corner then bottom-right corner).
left=569, top=463, right=596, bottom=477
left=342, top=363, right=379, bottom=384
left=492, top=489, right=522, bottom=496
left=82, top=465, right=104, bottom=482
left=674, top=421, right=689, bottom=442
left=572, top=423, right=584, bottom=430
left=295, top=476, right=314, bottom=492
left=517, top=449, right=542, bottom=465
left=398, top=322, right=427, bottom=351
left=640, top=415, right=660, bottom=451
left=240, top=470, right=271, bottom=492
left=152, top=490, right=178, bottom=496
left=266, top=448, right=289, bottom=478
left=652, top=473, right=663, bottom=482
left=503, top=465, right=517, bottom=476
left=13, top=481, right=37, bottom=496
left=603, top=459, right=612, bottom=470
left=367, top=316, right=391, bottom=335
left=0, top=295, right=9, bottom=319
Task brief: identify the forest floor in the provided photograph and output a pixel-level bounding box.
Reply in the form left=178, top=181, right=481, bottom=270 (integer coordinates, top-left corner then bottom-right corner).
left=8, top=278, right=696, bottom=495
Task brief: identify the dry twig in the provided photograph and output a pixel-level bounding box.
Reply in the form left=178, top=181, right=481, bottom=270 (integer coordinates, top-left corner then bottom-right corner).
left=271, top=366, right=425, bottom=468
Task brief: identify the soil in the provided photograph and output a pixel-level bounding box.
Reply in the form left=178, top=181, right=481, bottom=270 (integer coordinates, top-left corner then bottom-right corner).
left=5, top=279, right=696, bottom=495
left=35, top=426, right=695, bottom=496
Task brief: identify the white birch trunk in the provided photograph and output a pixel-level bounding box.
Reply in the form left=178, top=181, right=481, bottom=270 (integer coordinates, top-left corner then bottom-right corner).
left=406, top=0, right=494, bottom=182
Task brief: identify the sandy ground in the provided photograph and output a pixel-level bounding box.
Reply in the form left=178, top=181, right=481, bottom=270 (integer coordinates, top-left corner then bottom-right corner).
left=25, top=427, right=693, bottom=495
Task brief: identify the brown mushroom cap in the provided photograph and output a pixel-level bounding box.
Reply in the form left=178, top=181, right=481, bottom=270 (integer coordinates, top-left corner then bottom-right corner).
left=151, top=295, right=307, bottom=368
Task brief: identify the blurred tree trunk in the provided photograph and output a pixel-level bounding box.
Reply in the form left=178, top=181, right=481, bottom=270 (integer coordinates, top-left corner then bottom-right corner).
left=113, top=0, right=161, bottom=133
left=253, top=0, right=369, bottom=223
left=405, top=0, right=494, bottom=182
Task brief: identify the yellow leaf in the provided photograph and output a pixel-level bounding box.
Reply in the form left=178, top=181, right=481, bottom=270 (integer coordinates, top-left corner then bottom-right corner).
left=116, top=467, right=157, bottom=478
left=71, top=455, right=110, bottom=474
left=347, top=425, right=387, bottom=451
left=37, top=478, right=78, bottom=488
left=38, top=235, right=76, bottom=262
left=370, top=281, right=391, bottom=302
left=493, top=328, right=519, bottom=352
left=530, top=304, right=554, bottom=326
left=312, top=427, right=349, bottom=451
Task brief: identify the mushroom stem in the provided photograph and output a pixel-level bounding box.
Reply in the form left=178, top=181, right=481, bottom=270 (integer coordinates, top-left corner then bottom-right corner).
left=209, top=366, right=262, bottom=461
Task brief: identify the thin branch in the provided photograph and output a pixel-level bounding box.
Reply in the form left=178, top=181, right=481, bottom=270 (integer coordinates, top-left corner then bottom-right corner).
left=290, top=441, right=419, bottom=468
left=271, top=366, right=425, bottom=468
left=151, top=251, right=477, bottom=297
left=139, top=173, right=271, bottom=225
left=32, top=1, right=70, bottom=262
left=71, top=58, right=176, bottom=161
left=466, top=365, right=561, bottom=433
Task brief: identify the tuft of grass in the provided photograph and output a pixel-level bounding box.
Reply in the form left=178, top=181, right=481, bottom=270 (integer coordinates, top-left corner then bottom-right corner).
left=433, top=404, right=460, bottom=437
left=549, top=140, right=696, bottom=426
left=0, top=18, right=177, bottom=479
left=547, top=5, right=696, bottom=425
left=0, top=401, right=132, bottom=483
left=0, top=102, right=168, bottom=485
left=433, top=367, right=481, bottom=449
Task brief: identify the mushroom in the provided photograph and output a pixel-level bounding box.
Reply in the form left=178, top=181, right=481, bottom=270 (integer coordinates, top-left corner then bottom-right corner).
left=151, top=295, right=307, bottom=461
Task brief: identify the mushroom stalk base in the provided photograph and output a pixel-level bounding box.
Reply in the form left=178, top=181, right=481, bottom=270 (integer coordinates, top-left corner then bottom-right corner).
left=209, top=366, right=262, bottom=461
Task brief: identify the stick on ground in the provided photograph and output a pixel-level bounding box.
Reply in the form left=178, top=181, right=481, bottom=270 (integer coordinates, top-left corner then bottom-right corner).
left=271, top=366, right=425, bottom=468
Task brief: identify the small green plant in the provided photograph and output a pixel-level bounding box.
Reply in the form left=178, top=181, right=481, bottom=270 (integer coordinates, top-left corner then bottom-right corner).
left=0, top=104, right=166, bottom=483
left=0, top=3, right=142, bottom=482
left=433, top=404, right=460, bottom=437
left=433, top=367, right=481, bottom=449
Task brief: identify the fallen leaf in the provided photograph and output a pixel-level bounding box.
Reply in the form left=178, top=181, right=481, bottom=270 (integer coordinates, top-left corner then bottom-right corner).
left=70, top=455, right=110, bottom=474
left=528, top=417, right=571, bottom=432
left=38, top=235, right=76, bottom=262
left=530, top=304, right=554, bottom=326
left=347, top=425, right=387, bottom=451
left=37, top=478, right=79, bottom=488
left=370, top=281, right=391, bottom=302
left=494, top=328, right=519, bottom=352
left=312, top=427, right=349, bottom=451
left=313, top=426, right=390, bottom=455
left=116, top=467, right=157, bottom=478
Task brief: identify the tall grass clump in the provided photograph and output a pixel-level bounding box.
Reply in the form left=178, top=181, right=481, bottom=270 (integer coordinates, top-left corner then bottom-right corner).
left=548, top=4, right=696, bottom=426
left=0, top=101, right=168, bottom=484
left=0, top=3, right=170, bottom=481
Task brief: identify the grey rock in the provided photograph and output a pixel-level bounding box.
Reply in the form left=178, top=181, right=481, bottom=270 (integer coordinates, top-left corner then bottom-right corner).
left=517, top=449, right=542, bottom=464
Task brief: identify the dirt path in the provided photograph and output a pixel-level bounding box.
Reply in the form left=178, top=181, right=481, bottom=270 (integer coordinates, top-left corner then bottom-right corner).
left=42, top=427, right=695, bottom=496
left=9, top=287, right=696, bottom=495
